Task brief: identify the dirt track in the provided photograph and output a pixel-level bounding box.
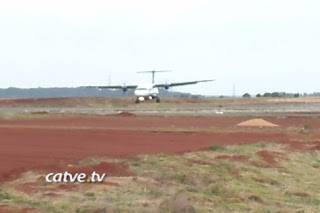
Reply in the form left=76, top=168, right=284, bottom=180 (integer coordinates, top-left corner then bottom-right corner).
left=1, top=115, right=320, bottom=129
left=1, top=97, right=320, bottom=117
left=0, top=128, right=285, bottom=182
left=1, top=115, right=319, bottom=183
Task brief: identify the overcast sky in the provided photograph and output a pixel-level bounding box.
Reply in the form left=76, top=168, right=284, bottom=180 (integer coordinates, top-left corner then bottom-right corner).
left=0, top=0, right=319, bottom=96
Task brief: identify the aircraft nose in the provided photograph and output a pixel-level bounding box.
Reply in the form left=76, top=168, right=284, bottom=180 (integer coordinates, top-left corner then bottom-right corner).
left=134, top=90, right=143, bottom=96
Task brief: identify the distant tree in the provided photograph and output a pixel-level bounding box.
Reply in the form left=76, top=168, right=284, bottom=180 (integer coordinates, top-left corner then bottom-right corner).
left=191, top=95, right=200, bottom=99
left=263, top=92, right=271, bottom=97
left=256, top=94, right=262, bottom=98
left=271, top=92, right=279, bottom=97
left=242, top=93, right=251, bottom=98
left=294, top=93, right=299, bottom=98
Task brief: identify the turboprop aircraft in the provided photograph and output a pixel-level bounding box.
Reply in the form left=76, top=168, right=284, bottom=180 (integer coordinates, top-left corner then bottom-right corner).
left=85, top=71, right=214, bottom=103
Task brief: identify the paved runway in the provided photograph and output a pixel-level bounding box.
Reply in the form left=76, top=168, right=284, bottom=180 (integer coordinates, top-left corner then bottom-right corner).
left=1, top=102, right=320, bottom=117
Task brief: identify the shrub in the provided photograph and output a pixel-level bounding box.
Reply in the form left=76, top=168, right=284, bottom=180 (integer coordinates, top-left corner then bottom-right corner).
left=242, top=93, right=251, bottom=98
left=211, top=145, right=226, bottom=151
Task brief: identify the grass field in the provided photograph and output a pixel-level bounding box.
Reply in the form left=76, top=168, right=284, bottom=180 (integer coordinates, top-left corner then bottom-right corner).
left=1, top=141, right=320, bottom=213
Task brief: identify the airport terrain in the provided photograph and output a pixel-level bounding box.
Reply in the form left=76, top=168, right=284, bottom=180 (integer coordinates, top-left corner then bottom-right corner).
left=0, top=97, right=320, bottom=212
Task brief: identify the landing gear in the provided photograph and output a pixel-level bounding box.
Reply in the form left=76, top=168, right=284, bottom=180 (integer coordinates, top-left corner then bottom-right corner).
left=135, top=96, right=160, bottom=103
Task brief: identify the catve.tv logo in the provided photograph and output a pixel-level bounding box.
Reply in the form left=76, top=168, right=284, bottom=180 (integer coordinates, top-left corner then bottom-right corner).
left=46, top=171, right=106, bottom=183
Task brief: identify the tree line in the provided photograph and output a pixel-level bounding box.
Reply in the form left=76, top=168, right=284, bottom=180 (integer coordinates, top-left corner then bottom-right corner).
left=242, top=92, right=300, bottom=98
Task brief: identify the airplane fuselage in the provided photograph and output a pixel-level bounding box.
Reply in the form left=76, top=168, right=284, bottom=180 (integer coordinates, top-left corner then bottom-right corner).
left=134, top=84, right=160, bottom=103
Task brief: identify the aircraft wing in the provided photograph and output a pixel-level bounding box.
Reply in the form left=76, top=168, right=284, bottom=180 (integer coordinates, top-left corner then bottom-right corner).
left=83, top=85, right=138, bottom=89
left=154, top=80, right=214, bottom=88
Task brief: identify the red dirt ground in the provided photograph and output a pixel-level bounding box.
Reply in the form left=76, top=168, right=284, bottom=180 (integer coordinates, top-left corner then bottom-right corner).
left=1, top=115, right=320, bottom=129
left=215, top=155, right=250, bottom=162
left=0, top=127, right=287, bottom=183
left=0, top=116, right=319, bottom=183
left=256, top=150, right=282, bottom=168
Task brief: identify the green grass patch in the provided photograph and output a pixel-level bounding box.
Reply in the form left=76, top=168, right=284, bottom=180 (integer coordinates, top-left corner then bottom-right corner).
left=3, top=141, right=320, bottom=212
left=210, top=145, right=226, bottom=151
left=0, top=191, right=13, bottom=202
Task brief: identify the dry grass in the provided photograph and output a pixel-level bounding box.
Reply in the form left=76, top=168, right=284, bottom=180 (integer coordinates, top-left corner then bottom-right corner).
left=1, top=142, right=320, bottom=212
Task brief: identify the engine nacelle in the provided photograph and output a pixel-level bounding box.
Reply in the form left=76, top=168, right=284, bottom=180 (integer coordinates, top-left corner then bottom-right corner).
left=164, top=86, right=169, bottom=90
left=122, top=87, right=128, bottom=92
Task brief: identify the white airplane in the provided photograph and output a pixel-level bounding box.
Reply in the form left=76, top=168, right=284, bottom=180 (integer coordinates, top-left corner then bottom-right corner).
left=85, top=71, right=214, bottom=103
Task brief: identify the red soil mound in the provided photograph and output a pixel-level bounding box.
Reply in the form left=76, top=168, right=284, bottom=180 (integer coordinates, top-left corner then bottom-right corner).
left=115, top=111, right=136, bottom=117
left=256, top=150, right=282, bottom=167
left=237, top=118, right=278, bottom=127
left=30, top=111, right=49, bottom=115
left=0, top=207, right=11, bottom=213
left=309, top=144, right=320, bottom=151
left=15, top=182, right=41, bottom=195
left=215, top=155, right=250, bottom=162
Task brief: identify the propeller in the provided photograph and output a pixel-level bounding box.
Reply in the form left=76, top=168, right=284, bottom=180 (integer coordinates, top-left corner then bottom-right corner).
left=122, top=82, right=128, bottom=92
left=164, top=79, right=170, bottom=90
